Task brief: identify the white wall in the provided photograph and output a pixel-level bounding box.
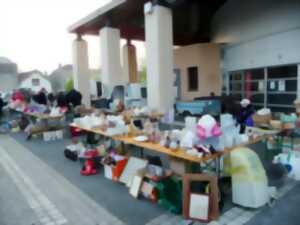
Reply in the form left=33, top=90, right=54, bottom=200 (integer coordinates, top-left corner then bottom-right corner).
left=20, top=73, right=52, bottom=93
left=212, top=0, right=300, bottom=71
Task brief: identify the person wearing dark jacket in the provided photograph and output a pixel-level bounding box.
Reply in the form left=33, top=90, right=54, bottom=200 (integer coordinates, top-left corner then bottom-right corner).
left=33, top=90, right=47, bottom=105
left=56, top=92, right=68, bottom=108
left=237, top=99, right=255, bottom=133
left=0, top=94, right=5, bottom=117
left=66, top=89, right=82, bottom=107
left=47, top=93, right=56, bottom=107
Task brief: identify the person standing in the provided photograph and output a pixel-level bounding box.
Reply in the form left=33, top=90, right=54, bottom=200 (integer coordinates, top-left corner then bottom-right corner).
left=0, top=93, right=4, bottom=117
left=237, top=99, right=255, bottom=133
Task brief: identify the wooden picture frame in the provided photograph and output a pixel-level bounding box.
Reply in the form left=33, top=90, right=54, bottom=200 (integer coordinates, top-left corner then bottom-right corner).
left=183, top=174, right=219, bottom=222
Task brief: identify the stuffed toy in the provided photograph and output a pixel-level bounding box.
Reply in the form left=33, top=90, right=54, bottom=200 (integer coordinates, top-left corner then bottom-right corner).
left=197, top=115, right=222, bottom=140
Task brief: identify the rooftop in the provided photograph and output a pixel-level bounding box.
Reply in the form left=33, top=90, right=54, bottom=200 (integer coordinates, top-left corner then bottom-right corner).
left=69, top=0, right=227, bottom=46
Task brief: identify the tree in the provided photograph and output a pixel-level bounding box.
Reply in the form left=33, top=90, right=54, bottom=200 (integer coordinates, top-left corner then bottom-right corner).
left=140, top=66, right=147, bottom=84
left=65, top=78, right=74, bottom=92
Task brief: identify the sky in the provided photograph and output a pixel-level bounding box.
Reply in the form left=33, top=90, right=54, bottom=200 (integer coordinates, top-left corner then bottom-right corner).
left=0, top=0, right=145, bottom=74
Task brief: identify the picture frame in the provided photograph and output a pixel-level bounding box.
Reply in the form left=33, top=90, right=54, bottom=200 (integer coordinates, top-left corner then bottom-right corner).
left=183, top=174, right=219, bottom=222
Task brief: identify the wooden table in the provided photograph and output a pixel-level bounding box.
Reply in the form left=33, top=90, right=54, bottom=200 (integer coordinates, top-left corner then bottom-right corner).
left=70, top=123, right=266, bottom=163
left=25, top=112, right=64, bottom=120
left=115, top=135, right=266, bottom=163
left=24, top=112, right=66, bottom=138
left=101, top=109, right=164, bottom=120
left=69, top=123, right=115, bottom=138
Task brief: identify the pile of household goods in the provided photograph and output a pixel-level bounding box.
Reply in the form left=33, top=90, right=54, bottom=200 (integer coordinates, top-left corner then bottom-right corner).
left=8, top=90, right=68, bottom=116
left=1, top=89, right=69, bottom=139
left=243, top=98, right=300, bottom=182
left=64, top=136, right=183, bottom=208
left=71, top=110, right=264, bottom=158
left=64, top=137, right=273, bottom=222
left=64, top=104, right=276, bottom=222
left=76, top=105, right=164, bottom=122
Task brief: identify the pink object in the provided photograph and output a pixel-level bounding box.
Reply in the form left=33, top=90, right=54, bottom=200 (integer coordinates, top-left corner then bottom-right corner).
left=211, top=124, right=222, bottom=137
left=12, top=91, right=24, bottom=102
left=197, top=125, right=207, bottom=139
left=59, top=107, right=68, bottom=113
left=80, top=159, right=97, bottom=176
left=197, top=115, right=222, bottom=140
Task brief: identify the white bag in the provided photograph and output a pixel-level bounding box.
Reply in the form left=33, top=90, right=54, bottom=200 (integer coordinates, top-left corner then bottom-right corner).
left=180, top=130, right=197, bottom=149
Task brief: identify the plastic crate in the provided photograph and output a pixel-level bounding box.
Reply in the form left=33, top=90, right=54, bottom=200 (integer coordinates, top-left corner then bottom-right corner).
left=154, top=176, right=182, bottom=214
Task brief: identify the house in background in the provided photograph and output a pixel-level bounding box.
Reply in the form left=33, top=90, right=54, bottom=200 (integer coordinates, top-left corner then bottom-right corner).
left=0, top=57, right=18, bottom=93
left=49, top=64, right=101, bottom=96
left=19, top=70, right=52, bottom=93
left=49, top=64, right=73, bottom=92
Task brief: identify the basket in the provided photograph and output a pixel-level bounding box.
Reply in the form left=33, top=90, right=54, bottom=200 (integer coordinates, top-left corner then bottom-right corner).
left=252, top=114, right=271, bottom=126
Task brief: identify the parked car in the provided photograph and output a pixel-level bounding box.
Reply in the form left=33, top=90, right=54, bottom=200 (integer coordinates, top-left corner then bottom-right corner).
left=175, top=97, right=221, bottom=116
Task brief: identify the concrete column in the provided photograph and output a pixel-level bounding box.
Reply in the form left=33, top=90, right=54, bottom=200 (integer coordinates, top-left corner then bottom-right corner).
left=145, top=3, right=175, bottom=113
left=122, top=40, right=138, bottom=83
left=72, top=35, right=91, bottom=107
left=100, top=27, right=123, bottom=92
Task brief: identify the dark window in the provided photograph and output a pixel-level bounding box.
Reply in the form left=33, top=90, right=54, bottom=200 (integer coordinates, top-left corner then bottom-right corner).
left=268, top=65, right=297, bottom=79
left=230, top=72, right=243, bottom=81
left=32, top=78, right=40, bottom=86
left=245, top=69, right=264, bottom=80
left=96, top=82, right=102, bottom=97
left=188, top=67, right=198, bottom=91
left=230, top=82, right=243, bottom=92
left=267, top=93, right=296, bottom=105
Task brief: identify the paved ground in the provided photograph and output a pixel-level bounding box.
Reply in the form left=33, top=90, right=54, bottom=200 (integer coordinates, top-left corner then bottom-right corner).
left=0, top=133, right=300, bottom=225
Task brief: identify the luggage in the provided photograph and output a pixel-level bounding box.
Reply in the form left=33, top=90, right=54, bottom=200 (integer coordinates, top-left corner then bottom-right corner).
left=64, top=149, right=78, bottom=161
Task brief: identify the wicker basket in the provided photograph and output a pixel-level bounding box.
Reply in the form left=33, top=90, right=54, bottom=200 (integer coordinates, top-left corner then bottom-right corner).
left=253, top=114, right=272, bottom=126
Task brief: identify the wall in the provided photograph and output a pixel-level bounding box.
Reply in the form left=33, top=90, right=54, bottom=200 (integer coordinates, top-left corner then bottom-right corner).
left=0, top=73, right=18, bottom=93
left=20, top=73, right=52, bottom=93
left=0, top=63, right=18, bottom=93
left=174, top=43, right=221, bottom=101
left=212, top=0, right=300, bottom=72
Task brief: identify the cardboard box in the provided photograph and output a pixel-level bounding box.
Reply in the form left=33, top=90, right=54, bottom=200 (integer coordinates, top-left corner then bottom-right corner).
left=43, top=130, right=63, bottom=141
left=169, top=157, right=187, bottom=176
left=43, top=131, right=57, bottom=141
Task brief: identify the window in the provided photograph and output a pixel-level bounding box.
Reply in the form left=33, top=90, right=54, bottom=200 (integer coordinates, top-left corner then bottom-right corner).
left=266, top=65, right=297, bottom=112
left=227, top=65, right=298, bottom=113
left=32, top=78, right=40, bottom=86
left=187, top=67, right=199, bottom=91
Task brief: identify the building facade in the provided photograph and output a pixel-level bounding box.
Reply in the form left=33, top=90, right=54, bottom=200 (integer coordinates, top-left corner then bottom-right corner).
left=0, top=57, right=18, bottom=93
left=212, top=0, right=300, bottom=112
left=19, top=71, right=52, bottom=93
left=69, top=0, right=300, bottom=112
left=174, top=43, right=221, bottom=101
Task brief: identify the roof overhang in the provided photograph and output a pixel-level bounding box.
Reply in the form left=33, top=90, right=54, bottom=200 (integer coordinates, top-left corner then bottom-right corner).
left=68, top=0, right=227, bottom=46
left=68, top=0, right=126, bottom=34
